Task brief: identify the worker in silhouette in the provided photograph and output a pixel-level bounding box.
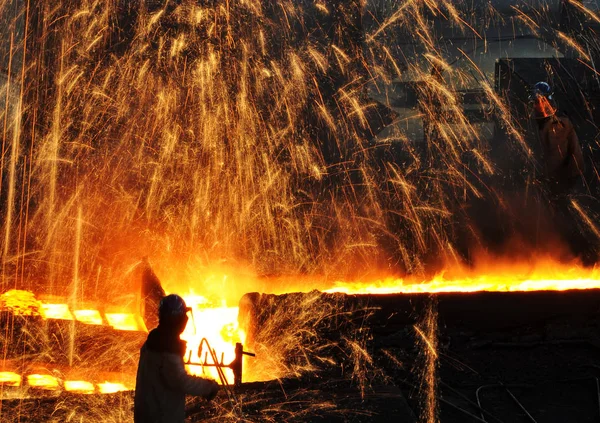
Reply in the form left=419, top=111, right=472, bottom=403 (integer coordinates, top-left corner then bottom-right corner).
left=531, top=81, right=584, bottom=195
left=134, top=294, right=219, bottom=423
left=530, top=82, right=594, bottom=263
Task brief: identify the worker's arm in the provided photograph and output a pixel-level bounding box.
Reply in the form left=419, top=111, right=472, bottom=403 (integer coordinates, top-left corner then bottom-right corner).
left=160, top=353, right=219, bottom=397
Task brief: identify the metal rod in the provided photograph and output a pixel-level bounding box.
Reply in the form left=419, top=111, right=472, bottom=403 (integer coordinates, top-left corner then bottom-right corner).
left=503, top=385, right=538, bottom=423
left=440, top=382, right=505, bottom=423
left=396, top=378, right=497, bottom=423
left=440, top=397, right=492, bottom=423
left=476, top=384, right=537, bottom=423
left=197, top=338, right=241, bottom=417
left=475, top=386, right=487, bottom=422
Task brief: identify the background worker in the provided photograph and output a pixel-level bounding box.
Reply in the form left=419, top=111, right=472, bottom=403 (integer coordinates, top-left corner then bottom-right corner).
left=134, top=294, right=219, bottom=423
left=531, top=81, right=585, bottom=195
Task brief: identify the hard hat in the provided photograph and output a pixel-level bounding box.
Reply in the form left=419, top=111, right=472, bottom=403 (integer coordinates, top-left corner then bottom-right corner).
left=159, top=294, right=191, bottom=318
left=532, top=81, right=553, bottom=98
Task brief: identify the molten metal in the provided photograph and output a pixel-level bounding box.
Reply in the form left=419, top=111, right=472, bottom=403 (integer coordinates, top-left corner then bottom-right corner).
left=105, top=313, right=145, bottom=332
left=73, top=310, right=103, bottom=325
left=97, top=382, right=129, bottom=394
left=27, top=374, right=59, bottom=390
left=41, top=304, right=73, bottom=320
left=0, top=372, right=21, bottom=387
left=64, top=380, right=95, bottom=394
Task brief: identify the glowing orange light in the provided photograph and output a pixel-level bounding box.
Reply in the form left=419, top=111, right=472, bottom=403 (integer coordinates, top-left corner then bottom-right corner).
left=0, top=372, right=21, bottom=387
left=105, top=313, right=144, bottom=331
left=180, top=294, right=244, bottom=385
left=324, top=262, right=600, bottom=294
left=0, top=290, right=42, bottom=316
left=64, top=380, right=95, bottom=394
left=73, top=309, right=103, bottom=325
left=41, top=304, right=73, bottom=320
left=27, top=374, right=59, bottom=390
left=97, top=382, right=130, bottom=394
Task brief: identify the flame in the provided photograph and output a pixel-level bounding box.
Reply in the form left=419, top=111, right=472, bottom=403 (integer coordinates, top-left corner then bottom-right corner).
left=27, top=374, right=59, bottom=390
left=64, top=380, right=95, bottom=394
left=0, top=372, right=21, bottom=387
left=180, top=294, right=244, bottom=385
left=73, top=309, right=103, bottom=325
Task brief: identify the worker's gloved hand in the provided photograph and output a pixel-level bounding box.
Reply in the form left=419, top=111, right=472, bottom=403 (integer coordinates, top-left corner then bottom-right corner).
left=205, top=381, right=219, bottom=401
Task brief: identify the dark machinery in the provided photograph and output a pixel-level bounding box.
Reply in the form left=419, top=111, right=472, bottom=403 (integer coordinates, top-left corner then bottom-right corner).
left=186, top=338, right=255, bottom=388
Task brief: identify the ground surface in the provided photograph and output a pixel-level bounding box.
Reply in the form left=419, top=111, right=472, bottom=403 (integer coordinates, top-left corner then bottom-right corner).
left=1, top=290, right=599, bottom=422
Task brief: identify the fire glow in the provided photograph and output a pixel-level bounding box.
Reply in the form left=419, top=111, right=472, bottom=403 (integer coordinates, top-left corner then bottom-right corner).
left=0, top=372, right=21, bottom=387
left=64, top=380, right=95, bottom=394
left=105, top=313, right=146, bottom=332
left=73, top=310, right=103, bottom=325
left=179, top=294, right=244, bottom=385
left=324, top=261, right=600, bottom=295
left=27, top=374, right=59, bottom=390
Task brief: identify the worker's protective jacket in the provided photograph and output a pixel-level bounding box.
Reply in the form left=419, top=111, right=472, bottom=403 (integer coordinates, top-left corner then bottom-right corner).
left=538, top=116, right=585, bottom=182
left=134, top=327, right=218, bottom=423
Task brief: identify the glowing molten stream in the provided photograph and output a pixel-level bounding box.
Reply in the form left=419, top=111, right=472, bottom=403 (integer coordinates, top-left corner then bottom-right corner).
left=325, top=262, right=600, bottom=294
left=179, top=295, right=244, bottom=385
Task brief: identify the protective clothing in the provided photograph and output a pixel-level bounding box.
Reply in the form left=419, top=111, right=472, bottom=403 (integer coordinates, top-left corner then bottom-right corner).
left=538, top=115, right=584, bottom=187
left=134, top=326, right=219, bottom=423
left=134, top=295, right=219, bottom=423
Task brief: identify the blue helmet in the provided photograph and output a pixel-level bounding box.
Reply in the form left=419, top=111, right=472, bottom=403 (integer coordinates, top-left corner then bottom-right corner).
left=532, top=81, right=553, bottom=99
left=159, top=294, right=191, bottom=318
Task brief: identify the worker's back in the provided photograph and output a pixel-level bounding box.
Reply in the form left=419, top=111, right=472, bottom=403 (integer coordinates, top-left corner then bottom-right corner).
left=134, top=335, right=187, bottom=423
left=134, top=296, right=219, bottom=423
left=538, top=115, right=584, bottom=184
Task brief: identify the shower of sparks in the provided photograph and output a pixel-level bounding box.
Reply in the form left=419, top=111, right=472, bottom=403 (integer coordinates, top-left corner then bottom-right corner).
left=0, top=0, right=598, bottom=420
left=415, top=299, right=439, bottom=423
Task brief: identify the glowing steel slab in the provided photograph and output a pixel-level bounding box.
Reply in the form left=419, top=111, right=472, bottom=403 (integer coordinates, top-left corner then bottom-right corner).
left=41, top=303, right=73, bottom=320
left=64, top=380, right=95, bottom=394
left=323, top=264, right=600, bottom=294
left=27, top=374, right=59, bottom=390
left=0, top=372, right=21, bottom=387
left=97, top=382, right=130, bottom=394
left=73, top=309, right=103, bottom=325
left=105, top=313, right=141, bottom=331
